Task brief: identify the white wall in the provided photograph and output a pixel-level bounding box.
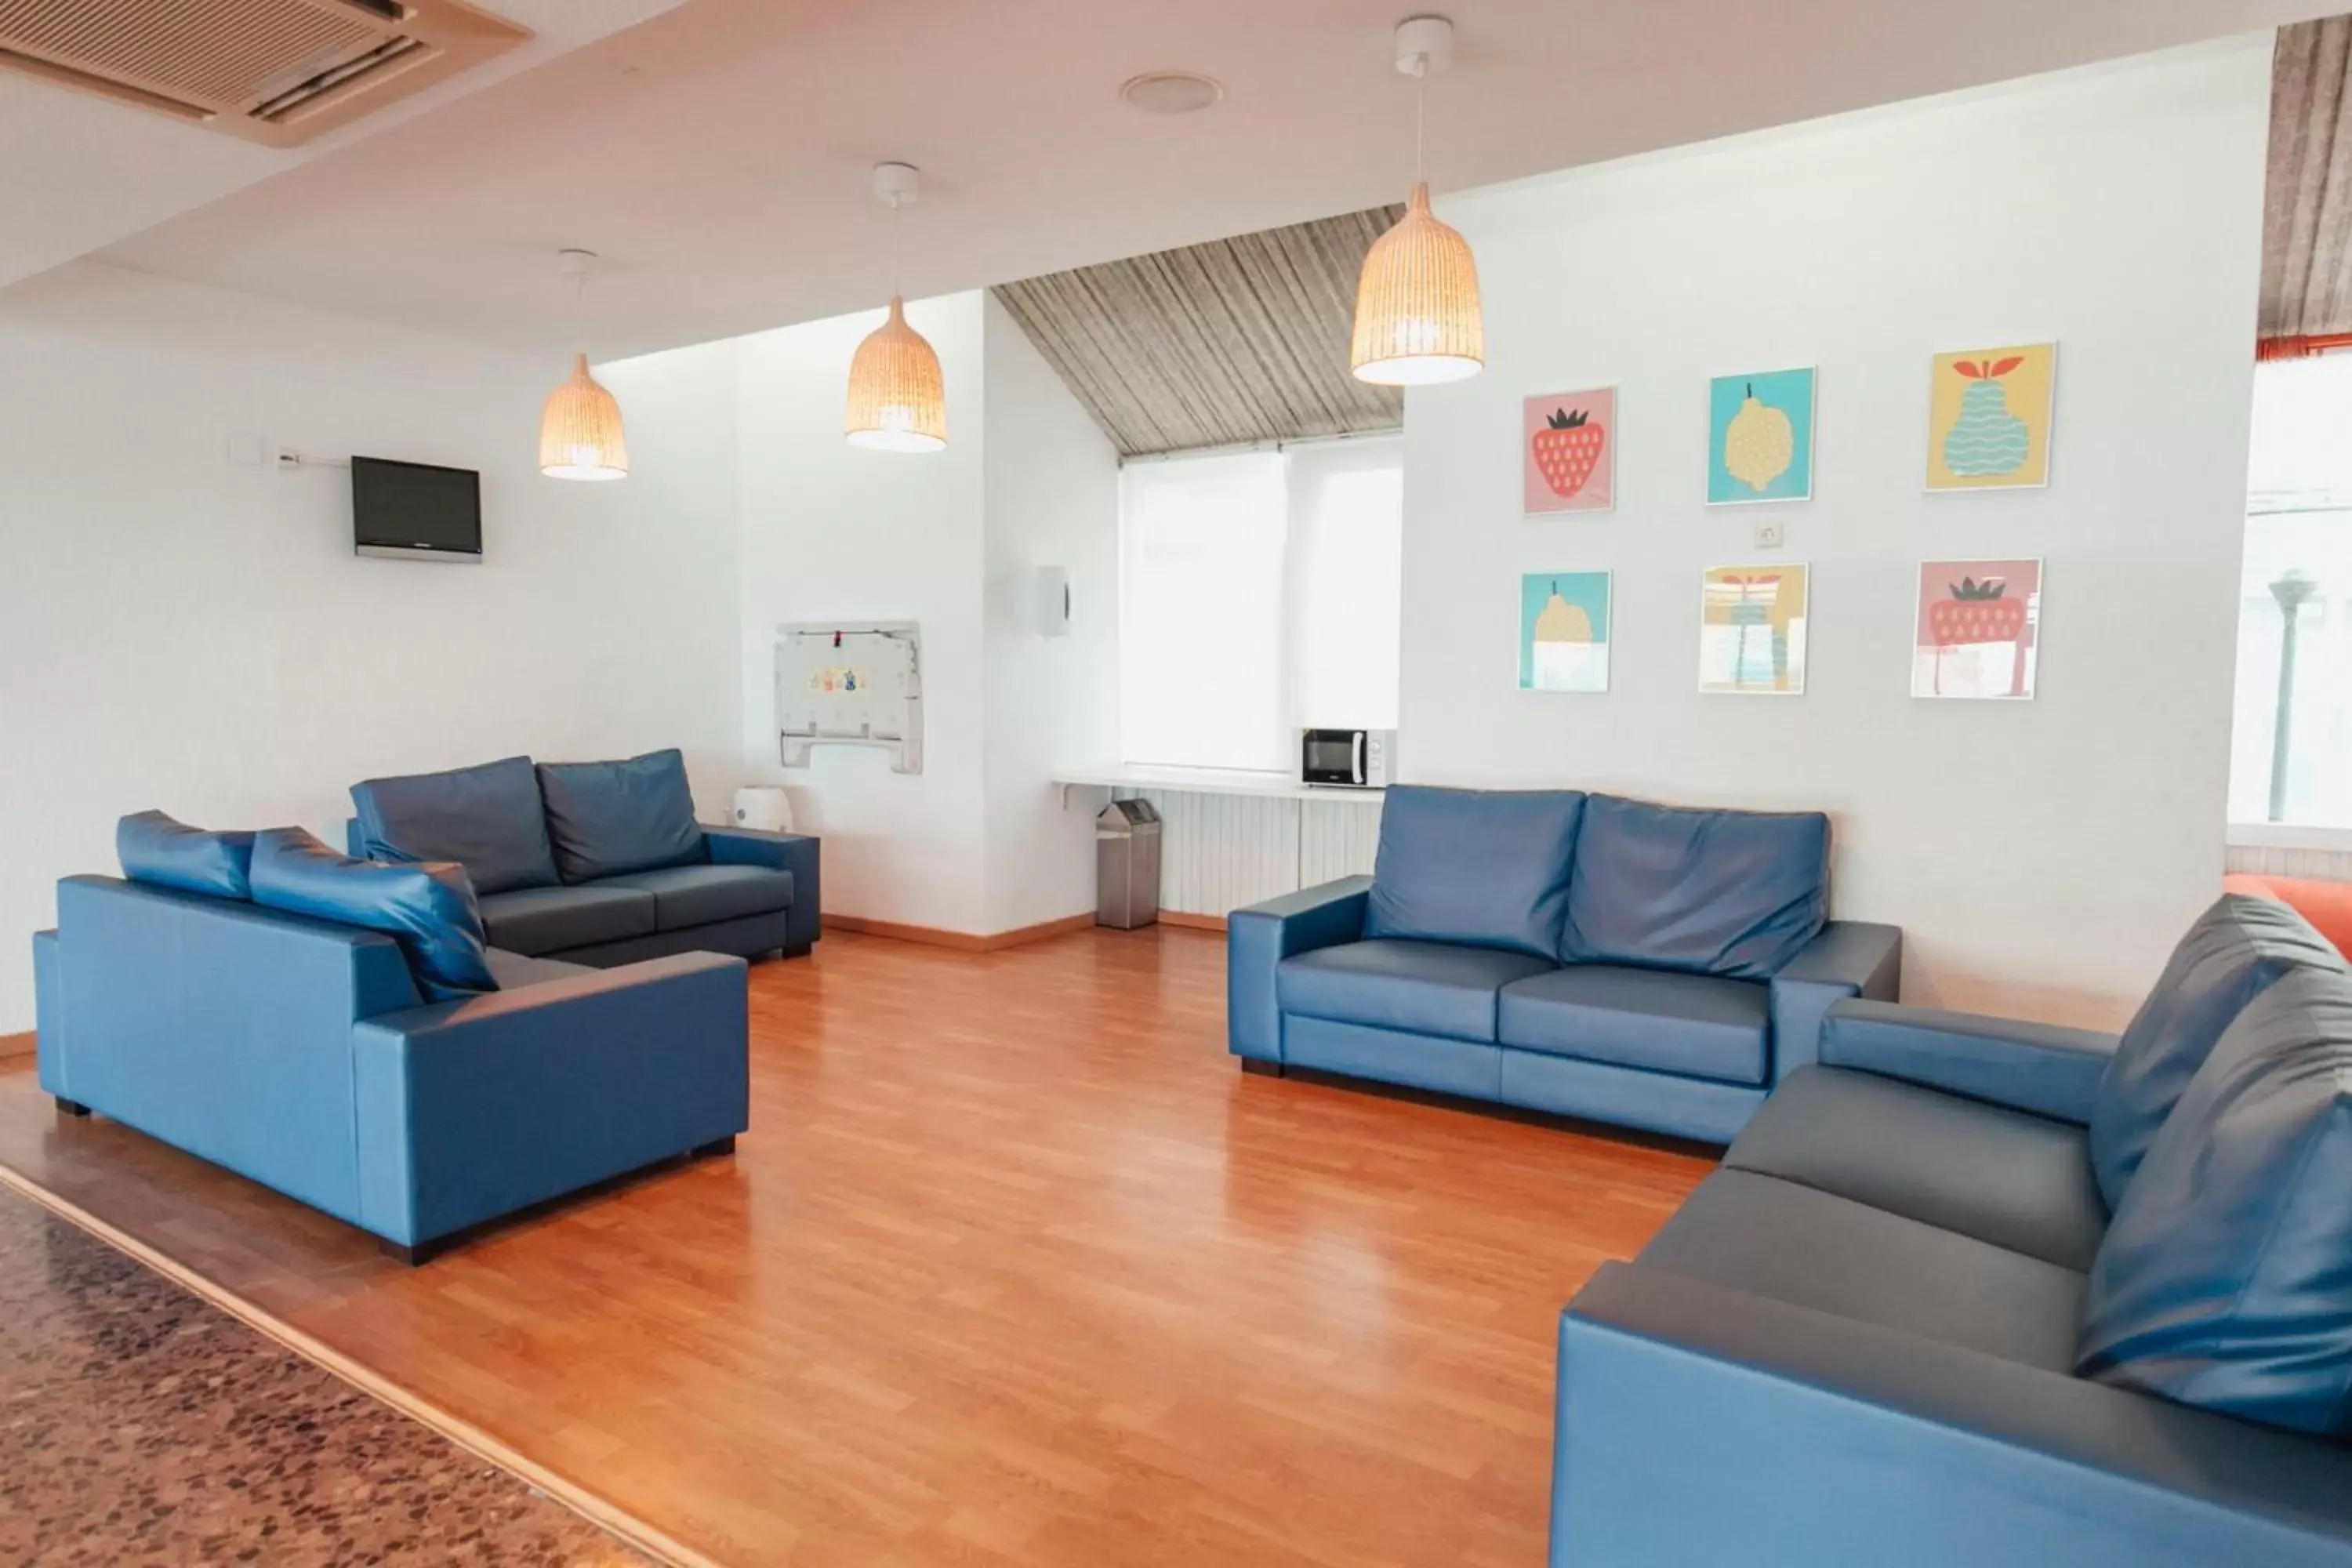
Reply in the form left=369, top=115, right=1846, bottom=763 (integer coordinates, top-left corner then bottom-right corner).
left=733, top=294, right=993, bottom=932
left=0, top=261, right=746, bottom=1033
left=978, top=295, right=1121, bottom=931
left=728, top=291, right=1115, bottom=935
left=1400, top=42, right=2271, bottom=1026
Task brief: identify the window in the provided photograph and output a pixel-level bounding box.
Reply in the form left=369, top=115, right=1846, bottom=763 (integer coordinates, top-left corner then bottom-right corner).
left=1118, top=439, right=1404, bottom=771
left=2233, top=355, right=2352, bottom=830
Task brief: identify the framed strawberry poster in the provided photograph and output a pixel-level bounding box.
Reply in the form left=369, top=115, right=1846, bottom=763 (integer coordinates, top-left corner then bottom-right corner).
left=1524, top=388, right=1615, bottom=514
left=1913, top=558, right=2042, bottom=699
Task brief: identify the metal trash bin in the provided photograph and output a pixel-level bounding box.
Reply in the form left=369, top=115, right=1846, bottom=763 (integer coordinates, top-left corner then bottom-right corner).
left=1095, top=799, right=1163, bottom=930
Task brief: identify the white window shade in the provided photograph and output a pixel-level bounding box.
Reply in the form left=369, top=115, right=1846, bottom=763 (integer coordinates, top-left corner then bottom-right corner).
left=1288, top=437, right=1403, bottom=730
left=2232, top=356, right=2352, bottom=829
left=1119, top=452, right=1291, bottom=771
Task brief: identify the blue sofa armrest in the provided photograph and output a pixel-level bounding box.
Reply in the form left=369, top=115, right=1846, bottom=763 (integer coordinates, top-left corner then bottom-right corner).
left=704, top=826, right=820, bottom=952
left=1227, top=875, right=1371, bottom=1063
left=1767, top=920, right=1901, bottom=1081
left=1820, top=997, right=2117, bottom=1124
left=350, top=952, right=749, bottom=1246
left=1555, top=1263, right=2352, bottom=1568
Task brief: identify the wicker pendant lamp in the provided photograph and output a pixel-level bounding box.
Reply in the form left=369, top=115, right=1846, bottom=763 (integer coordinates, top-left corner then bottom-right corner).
left=846, top=163, right=947, bottom=452
left=539, top=250, right=629, bottom=481
left=1352, top=16, right=1483, bottom=387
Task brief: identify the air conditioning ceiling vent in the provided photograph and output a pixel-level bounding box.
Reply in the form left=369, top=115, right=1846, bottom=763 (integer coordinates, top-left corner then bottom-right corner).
left=0, top=0, right=530, bottom=147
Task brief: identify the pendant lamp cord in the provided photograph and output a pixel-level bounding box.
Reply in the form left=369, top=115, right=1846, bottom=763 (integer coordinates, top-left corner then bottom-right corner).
left=1414, top=65, right=1425, bottom=185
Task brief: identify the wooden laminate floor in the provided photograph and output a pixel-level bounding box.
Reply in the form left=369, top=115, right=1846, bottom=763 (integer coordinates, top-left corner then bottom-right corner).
left=0, top=927, right=1711, bottom=1567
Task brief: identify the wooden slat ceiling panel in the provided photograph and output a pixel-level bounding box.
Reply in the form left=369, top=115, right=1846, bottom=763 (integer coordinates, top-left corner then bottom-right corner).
left=2265, top=16, right=2352, bottom=345
left=992, top=205, right=1405, bottom=458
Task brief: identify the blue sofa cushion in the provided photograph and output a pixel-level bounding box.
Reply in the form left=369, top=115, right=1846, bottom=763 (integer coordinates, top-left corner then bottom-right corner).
left=535, top=749, right=706, bottom=884
left=116, top=811, right=255, bottom=899
left=350, top=755, right=560, bottom=896
left=2087, top=894, right=2343, bottom=1210
left=1279, top=939, right=1555, bottom=1043
left=596, top=864, right=793, bottom=932
left=1642, top=1170, right=2087, bottom=1372
left=476, top=884, right=656, bottom=957
left=1561, top=796, right=1830, bottom=979
left=1497, top=964, right=1769, bottom=1087
left=2079, top=967, right=2352, bottom=1436
left=1726, top=1066, right=2107, bottom=1271
left=1361, top=786, right=1585, bottom=960
left=247, top=828, right=496, bottom=994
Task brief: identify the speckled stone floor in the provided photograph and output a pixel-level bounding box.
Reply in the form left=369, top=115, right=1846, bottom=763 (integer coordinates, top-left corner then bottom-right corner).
left=0, top=1185, right=650, bottom=1566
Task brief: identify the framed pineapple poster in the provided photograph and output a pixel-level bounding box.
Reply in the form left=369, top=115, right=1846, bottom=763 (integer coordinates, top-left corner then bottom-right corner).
left=1914, top=558, right=2041, bottom=699
left=1699, top=563, right=1808, bottom=695
left=1524, top=389, right=1615, bottom=514
left=1519, top=572, right=1612, bottom=691
left=1926, top=343, right=2056, bottom=491
left=1707, top=368, right=1814, bottom=505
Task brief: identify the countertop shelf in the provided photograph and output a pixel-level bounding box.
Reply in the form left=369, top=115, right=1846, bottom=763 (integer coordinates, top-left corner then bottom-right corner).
left=1053, top=764, right=1386, bottom=807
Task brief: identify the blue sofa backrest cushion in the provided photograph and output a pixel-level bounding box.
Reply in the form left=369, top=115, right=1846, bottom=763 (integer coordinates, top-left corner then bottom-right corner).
left=117, top=811, right=256, bottom=899
left=1560, top=796, right=1829, bottom=980
left=248, top=827, right=497, bottom=996
left=2078, top=965, right=2352, bottom=1436
left=1363, top=786, right=1584, bottom=960
left=2087, top=894, right=2343, bottom=1210
left=350, top=755, right=560, bottom=896
left=535, top=749, right=705, bottom=884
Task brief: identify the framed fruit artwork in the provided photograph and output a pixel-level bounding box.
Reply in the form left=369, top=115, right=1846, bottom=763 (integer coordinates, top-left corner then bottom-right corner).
left=1519, top=572, right=1612, bottom=692
left=1699, top=563, right=1809, bottom=695
left=1707, top=368, right=1815, bottom=505
left=1524, top=389, right=1615, bottom=514
left=1914, top=558, right=2041, bottom=699
left=1926, top=343, right=2055, bottom=491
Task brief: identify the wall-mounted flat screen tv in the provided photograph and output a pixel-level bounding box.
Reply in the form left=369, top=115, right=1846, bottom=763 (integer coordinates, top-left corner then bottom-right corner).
left=352, top=456, right=482, bottom=562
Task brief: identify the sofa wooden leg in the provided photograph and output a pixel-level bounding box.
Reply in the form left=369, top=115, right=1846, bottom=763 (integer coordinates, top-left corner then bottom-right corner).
left=54, top=1096, right=90, bottom=1117
left=693, top=1134, right=738, bottom=1158
left=1240, top=1058, right=1284, bottom=1078
left=380, top=1236, right=443, bottom=1267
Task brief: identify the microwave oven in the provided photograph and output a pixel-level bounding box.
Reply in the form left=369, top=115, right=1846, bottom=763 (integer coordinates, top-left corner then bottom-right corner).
left=1300, top=728, right=1396, bottom=789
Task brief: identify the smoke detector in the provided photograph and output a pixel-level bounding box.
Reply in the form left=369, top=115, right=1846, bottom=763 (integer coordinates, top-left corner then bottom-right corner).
left=1120, top=71, right=1223, bottom=114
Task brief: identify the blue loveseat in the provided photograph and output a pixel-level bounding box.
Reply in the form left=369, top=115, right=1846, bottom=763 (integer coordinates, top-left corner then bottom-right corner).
left=1554, top=892, right=2352, bottom=1565
left=1229, top=786, right=1901, bottom=1143
left=34, top=854, right=748, bottom=1265
left=347, top=750, right=819, bottom=966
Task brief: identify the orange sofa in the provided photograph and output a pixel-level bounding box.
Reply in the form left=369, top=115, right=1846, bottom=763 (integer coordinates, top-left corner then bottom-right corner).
left=2223, top=872, right=2352, bottom=958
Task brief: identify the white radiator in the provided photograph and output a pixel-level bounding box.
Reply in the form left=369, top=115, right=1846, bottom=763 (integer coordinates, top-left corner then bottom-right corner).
left=1123, top=789, right=1385, bottom=919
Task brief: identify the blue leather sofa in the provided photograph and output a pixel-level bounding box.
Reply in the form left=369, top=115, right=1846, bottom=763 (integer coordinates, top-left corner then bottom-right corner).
left=34, top=846, right=750, bottom=1264
left=1553, top=893, right=2352, bottom=1566
left=346, top=750, right=819, bottom=966
left=1229, top=786, right=1901, bottom=1143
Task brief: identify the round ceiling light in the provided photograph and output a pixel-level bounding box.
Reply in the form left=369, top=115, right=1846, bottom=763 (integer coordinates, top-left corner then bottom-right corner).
left=1120, top=71, right=1223, bottom=114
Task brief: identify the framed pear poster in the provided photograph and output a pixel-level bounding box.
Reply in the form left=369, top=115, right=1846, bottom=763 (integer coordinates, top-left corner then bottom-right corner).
left=1926, top=343, right=2056, bottom=491
left=1707, top=368, right=1815, bottom=505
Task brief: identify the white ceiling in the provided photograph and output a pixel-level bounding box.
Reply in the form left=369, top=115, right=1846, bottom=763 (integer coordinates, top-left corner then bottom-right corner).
left=0, top=0, right=687, bottom=292
left=15, top=0, right=2332, bottom=361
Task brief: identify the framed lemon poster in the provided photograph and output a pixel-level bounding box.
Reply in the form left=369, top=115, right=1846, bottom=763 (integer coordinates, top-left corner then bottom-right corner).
left=1926, top=343, right=2056, bottom=491
left=1707, top=368, right=1815, bottom=505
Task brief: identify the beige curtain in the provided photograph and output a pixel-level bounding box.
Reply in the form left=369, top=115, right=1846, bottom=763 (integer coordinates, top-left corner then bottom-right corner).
left=992, top=207, right=1404, bottom=457
left=2263, top=18, right=2352, bottom=354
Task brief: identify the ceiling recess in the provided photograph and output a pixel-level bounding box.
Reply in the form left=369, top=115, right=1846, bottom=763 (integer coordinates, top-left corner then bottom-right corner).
left=1120, top=71, right=1222, bottom=114
left=0, top=0, right=531, bottom=147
